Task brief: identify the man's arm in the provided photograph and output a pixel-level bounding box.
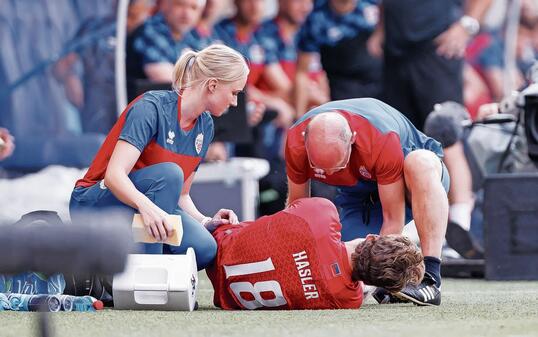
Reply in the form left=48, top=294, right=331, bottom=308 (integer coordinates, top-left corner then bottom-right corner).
left=465, top=0, right=493, bottom=22
left=286, top=176, right=311, bottom=207
left=366, top=2, right=384, bottom=58
left=377, top=178, right=406, bottom=235
left=261, top=63, right=293, bottom=100
left=294, top=52, right=316, bottom=118
left=144, top=62, right=175, bottom=83
left=435, top=0, right=493, bottom=59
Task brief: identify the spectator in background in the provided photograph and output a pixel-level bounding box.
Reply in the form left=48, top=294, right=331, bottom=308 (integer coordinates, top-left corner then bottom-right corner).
left=53, top=0, right=156, bottom=135
left=463, top=62, right=494, bottom=119
left=126, top=0, right=205, bottom=85
left=516, top=5, right=538, bottom=84
left=369, top=0, right=492, bottom=130
left=127, top=0, right=157, bottom=34
left=296, top=0, right=381, bottom=116
left=258, top=0, right=329, bottom=118
left=53, top=14, right=117, bottom=134
left=0, top=0, right=106, bottom=170
left=189, top=0, right=226, bottom=49
left=215, top=0, right=295, bottom=129
left=0, top=128, right=15, bottom=161
left=424, top=102, right=484, bottom=259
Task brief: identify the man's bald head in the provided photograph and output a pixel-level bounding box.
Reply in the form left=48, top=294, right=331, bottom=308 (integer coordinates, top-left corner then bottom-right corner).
left=305, top=112, right=354, bottom=173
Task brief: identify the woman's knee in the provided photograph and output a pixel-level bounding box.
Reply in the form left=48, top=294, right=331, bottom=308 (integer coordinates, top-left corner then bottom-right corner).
left=139, top=163, right=184, bottom=206
left=193, top=236, right=217, bottom=270
left=157, top=162, right=184, bottom=186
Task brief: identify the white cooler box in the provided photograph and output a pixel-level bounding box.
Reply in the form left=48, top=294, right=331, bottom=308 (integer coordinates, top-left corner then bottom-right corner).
left=113, top=248, right=198, bottom=311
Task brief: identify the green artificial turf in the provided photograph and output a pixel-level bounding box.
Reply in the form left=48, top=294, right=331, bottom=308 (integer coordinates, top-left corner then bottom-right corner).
left=1, top=275, right=537, bottom=337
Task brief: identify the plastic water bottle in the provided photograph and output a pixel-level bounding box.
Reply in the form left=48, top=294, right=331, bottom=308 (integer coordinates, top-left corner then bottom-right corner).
left=1, top=293, right=103, bottom=312
left=7, top=294, right=61, bottom=312
left=71, top=295, right=104, bottom=312
left=0, top=275, right=6, bottom=293
left=0, top=293, right=9, bottom=311
left=59, top=295, right=104, bottom=312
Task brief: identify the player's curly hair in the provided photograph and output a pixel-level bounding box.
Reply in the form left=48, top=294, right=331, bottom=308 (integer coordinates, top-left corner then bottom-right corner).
left=351, top=235, right=425, bottom=292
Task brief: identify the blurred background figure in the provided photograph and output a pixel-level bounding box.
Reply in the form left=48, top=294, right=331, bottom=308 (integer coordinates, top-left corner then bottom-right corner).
left=53, top=7, right=116, bottom=135
left=216, top=0, right=295, bottom=129
left=126, top=0, right=205, bottom=87
left=369, top=0, right=492, bottom=130
left=189, top=0, right=227, bottom=49
left=424, top=102, right=483, bottom=259
left=127, top=0, right=156, bottom=34
left=0, top=128, right=15, bottom=162
left=296, top=0, right=381, bottom=115
left=258, top=0, right=329, bottom=119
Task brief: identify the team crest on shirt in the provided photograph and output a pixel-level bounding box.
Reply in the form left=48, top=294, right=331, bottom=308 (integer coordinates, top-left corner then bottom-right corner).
left=359, top=165, right=372, bottom=179
left=167, top=130, right=175, bottom=145
left=363, top=5, right=379, bottom=25
left=195, top=133, right=204, bottom=154
left=328, top=27, right=343, bottom=42
left=249, top=44, right=265, bottom=64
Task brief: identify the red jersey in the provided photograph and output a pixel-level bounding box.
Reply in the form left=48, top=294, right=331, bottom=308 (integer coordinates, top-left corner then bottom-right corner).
left=206, top=198, right=363, bottom=310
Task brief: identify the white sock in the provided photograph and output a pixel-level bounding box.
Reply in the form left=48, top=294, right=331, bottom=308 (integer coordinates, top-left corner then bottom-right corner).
left=449, top=203, right=472, bottom=231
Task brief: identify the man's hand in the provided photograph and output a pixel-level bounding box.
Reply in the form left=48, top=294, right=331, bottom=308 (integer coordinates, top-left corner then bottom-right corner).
left=0, top=128, right=15, bottom=161
left=203, top=209, right=239, bottom=232
left=367, top=27, right=384, bottom=58
left=205, top=142, right=228, bottom=162
left=434, top=22, right=471, bottom=59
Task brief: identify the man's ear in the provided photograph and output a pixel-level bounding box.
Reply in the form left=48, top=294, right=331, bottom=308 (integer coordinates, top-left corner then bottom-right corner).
left=207, top=78, right=218, bottom=93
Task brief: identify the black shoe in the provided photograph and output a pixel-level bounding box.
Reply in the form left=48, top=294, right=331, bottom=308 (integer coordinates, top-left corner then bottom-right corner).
left=394, top=273, right=441, bottom=306
left=446, top=220, right=484, bottom=259
left=372, top=287, right=409, bottom=304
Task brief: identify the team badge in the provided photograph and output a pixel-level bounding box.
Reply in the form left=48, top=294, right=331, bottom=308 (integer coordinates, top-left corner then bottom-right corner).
left=249, top=44, right=265, bottom=64
left=195, top=133, right=204, bottom=154
left=167, top=130, right=175, bottom=145
left=328, top=27, right=343, bottom=42
left=363, top=5, right=379, bottom=25
left=359, top=165, right=372, bottom=179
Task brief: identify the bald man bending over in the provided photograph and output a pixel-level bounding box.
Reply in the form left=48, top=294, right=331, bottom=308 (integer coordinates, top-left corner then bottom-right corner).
left=285, top=98, right=449, bottom=306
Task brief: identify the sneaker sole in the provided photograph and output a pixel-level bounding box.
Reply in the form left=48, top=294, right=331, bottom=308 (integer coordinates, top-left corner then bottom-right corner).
left=393, top=292, right=439, bottom=306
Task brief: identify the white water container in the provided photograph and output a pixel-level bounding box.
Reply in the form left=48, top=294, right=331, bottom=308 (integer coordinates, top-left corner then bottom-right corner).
left=113, top=248, right=198, bottom=311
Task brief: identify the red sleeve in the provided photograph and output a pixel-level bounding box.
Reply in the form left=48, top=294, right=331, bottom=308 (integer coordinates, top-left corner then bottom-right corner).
left=372, top=132, right=404, bottom=185
left=285, top=127, right=310, bottom=184
left=284, top=197, right=341, bottom=241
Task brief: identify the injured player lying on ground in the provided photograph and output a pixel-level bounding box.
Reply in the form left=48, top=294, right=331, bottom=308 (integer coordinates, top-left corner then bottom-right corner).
left=206, top=197, right=424, bottom=310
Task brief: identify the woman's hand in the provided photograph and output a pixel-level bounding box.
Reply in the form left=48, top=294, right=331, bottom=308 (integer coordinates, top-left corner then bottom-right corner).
left=203, top=209, right=239, bottom=232
left=138, top=200, right=174, bottom=241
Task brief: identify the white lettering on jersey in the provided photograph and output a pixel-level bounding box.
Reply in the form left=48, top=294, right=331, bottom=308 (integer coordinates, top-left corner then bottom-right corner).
left=292, top=250, right=319, bottom=300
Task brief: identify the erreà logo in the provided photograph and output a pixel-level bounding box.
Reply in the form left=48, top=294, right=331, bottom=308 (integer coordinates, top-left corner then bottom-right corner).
left=167, top=130, right=175, bottom=145
left=195, top=133, right=204, bottom=154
